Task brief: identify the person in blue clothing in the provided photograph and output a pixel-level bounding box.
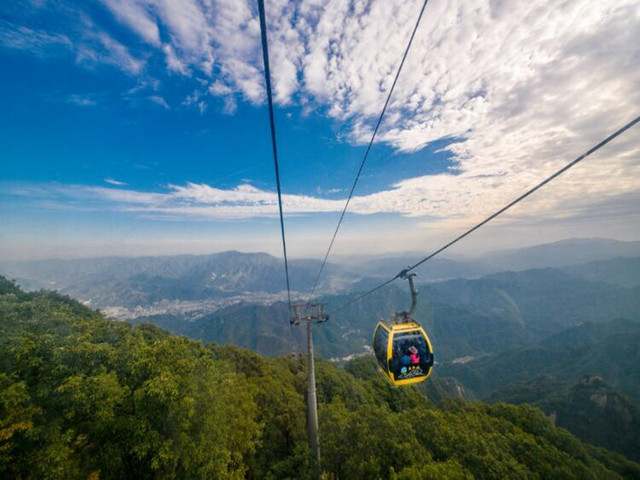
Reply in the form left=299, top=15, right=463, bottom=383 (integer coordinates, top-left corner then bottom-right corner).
left=400, top=350, right=411, bottom=367
left=400, top=342, right=411, bottom=367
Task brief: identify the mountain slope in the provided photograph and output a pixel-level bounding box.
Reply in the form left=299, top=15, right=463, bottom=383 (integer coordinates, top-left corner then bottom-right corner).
left=440, top=330, right=640, bottom=402
left=488, top=375, right=640, bottom=461
left=541, top=318, right=640, bottom=347
left=4, top=239, right=640, bottom=313
left=1, top=276, right=639, bottom=479
left=562, top=256, right=640, bottom=288
left=431, top=268, right=640, bottom=335
left=345, top=238, right=640, bottom=280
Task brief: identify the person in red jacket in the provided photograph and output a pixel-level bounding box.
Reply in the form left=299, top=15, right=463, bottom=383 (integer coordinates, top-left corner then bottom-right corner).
left=409, top=345, right=420, bottom=365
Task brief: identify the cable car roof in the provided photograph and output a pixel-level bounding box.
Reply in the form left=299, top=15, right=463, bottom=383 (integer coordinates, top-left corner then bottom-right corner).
left=380, top=321, right=424, bottom=332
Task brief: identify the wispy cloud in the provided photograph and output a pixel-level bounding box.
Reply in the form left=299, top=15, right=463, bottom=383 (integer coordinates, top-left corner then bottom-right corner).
left=2, top=0, right=639, bottom=232
left=0, top=8, right=144, bottom=75
left=100, top=0, right=161, bottom=47
left=67, top=93, right=101, bottom=107
left=76, top=28, right=145, bottom=75
left=316, top=186, right=344, bottom=196
left=0, top=20, right=72, bottom=58
left=104, top=177, right=128, bottom=186
left=147, top=95, right=169, bottom=108
left=5, top=171, right=639, bottom=228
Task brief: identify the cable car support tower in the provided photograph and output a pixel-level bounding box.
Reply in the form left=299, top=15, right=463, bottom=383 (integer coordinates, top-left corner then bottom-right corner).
left=292, top=302, right=328, bottom=476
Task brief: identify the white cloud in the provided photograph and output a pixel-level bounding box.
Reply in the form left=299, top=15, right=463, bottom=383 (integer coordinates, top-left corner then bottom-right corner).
left=87, top=0, right=638, bottom=227
left=289, top=0, right=639, bottom=229
left=0, top=20, right=72, bottom=57
left=162, top=43, right=188, bottom=74
left=148, top=94, right=169, bottom=108
left=2, top=0, right=639, bottom=236
left=100, top=0, right=160, bottom=46
left=104, top=177, right=128, bottom=186
left=4, top=181, right=338, bottom=219
left=67, top=93, right=100, bottom=107
left=76, top=29, right=145, bottom=74
left=0, top=11, right=145, bottom=75
left=317, top=186, right=343, bottom=195
left=6, top=170, right=639, bottom=232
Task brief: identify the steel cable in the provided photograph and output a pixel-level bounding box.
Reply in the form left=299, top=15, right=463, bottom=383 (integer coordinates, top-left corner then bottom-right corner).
left=332, top=114, right=640, bottom=313
left=258, top=0, right=293, bottom=318
left=311, top=0, right=431, bottom=294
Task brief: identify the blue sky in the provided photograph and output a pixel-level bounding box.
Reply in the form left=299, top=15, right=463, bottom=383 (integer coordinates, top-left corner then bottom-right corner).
left=1, top=0, right=639, bottom=261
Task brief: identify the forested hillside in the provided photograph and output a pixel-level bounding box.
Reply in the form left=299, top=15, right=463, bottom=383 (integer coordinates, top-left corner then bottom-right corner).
left=438, top=317, right=640, bottom=461
left=130, top=263, right=640, bottom=362
left=442, top=320, right=640, bottom=402
left=2, top=277, right=639, bottom=479
left=488, top=375, right=640, bottom=462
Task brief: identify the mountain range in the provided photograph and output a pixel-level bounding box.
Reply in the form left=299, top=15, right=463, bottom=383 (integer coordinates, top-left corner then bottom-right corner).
left=128, top=260, right=640, bottom=366
left=2, top=239, right=638, bottom=364
left=2, top=238, right=639, bottom=463
left=2, top=238, right=639, bottom=312
left=0, top=251, right=357, bottom=309
left=3, top=278, right=639, bottom=478
left=339, top=237, right=640, bottom=281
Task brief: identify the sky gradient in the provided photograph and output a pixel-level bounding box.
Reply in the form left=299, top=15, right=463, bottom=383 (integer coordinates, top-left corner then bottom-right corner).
left=1, top=0, right=639, bottom=261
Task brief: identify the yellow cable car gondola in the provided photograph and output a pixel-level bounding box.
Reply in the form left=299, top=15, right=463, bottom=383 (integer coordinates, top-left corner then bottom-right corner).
left=372, top=270, right=434, bottom=387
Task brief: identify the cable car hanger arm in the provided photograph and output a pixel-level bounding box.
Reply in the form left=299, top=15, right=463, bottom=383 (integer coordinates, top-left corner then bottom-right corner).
left=398, top=268, right=418, bottom=320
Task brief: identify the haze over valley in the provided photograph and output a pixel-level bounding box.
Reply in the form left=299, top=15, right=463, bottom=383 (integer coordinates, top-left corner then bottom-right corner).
left=3, top=237, right=638, bottom=325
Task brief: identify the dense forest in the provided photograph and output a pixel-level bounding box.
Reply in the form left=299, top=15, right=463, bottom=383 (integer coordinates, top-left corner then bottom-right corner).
left=1, top=276, right=639, bottom=479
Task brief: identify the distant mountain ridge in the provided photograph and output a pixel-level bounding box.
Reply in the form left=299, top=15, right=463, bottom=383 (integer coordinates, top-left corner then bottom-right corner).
left=2, top=238, right=638, bottom=312
left=0, top=250, right=359, bottom=308
left=4, top=247, right=637, bottom=363
left=342, top=237, right=640, bottom=282
left=4, top=244, right=640, bottom=464
left=431, top=267, right=640, bottom=334
left=562, top=256, right=640, bottom=288
left=481, top=238, right=640, bottom=271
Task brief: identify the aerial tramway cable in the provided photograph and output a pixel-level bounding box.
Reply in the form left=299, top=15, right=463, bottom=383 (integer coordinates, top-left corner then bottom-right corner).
left=333, top=113, right=640, bottom=313
left=311, top=0, right=431, bottom=294
left=257, top=0, right=293, bottom=317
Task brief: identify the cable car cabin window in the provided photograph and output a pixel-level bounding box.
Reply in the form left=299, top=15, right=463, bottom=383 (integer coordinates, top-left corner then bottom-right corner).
left=373, top=325, right=389, bottom=370
left=390, top=330, right=433, bottom=382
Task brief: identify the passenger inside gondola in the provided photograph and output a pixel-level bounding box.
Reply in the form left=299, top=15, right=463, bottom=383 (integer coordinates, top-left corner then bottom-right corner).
left=400, top=342, right=411, bottom=367
left=391, top=331, right=432, bottom=380
left=409, top=345, right=420, bottom=364
left=373, top=321, right=433, bottom=386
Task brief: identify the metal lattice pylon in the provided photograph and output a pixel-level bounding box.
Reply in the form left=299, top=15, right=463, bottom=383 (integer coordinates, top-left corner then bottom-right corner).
left=291, top=302, right=329, bottom=326
left=290, top=302, right=328, bottom=479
